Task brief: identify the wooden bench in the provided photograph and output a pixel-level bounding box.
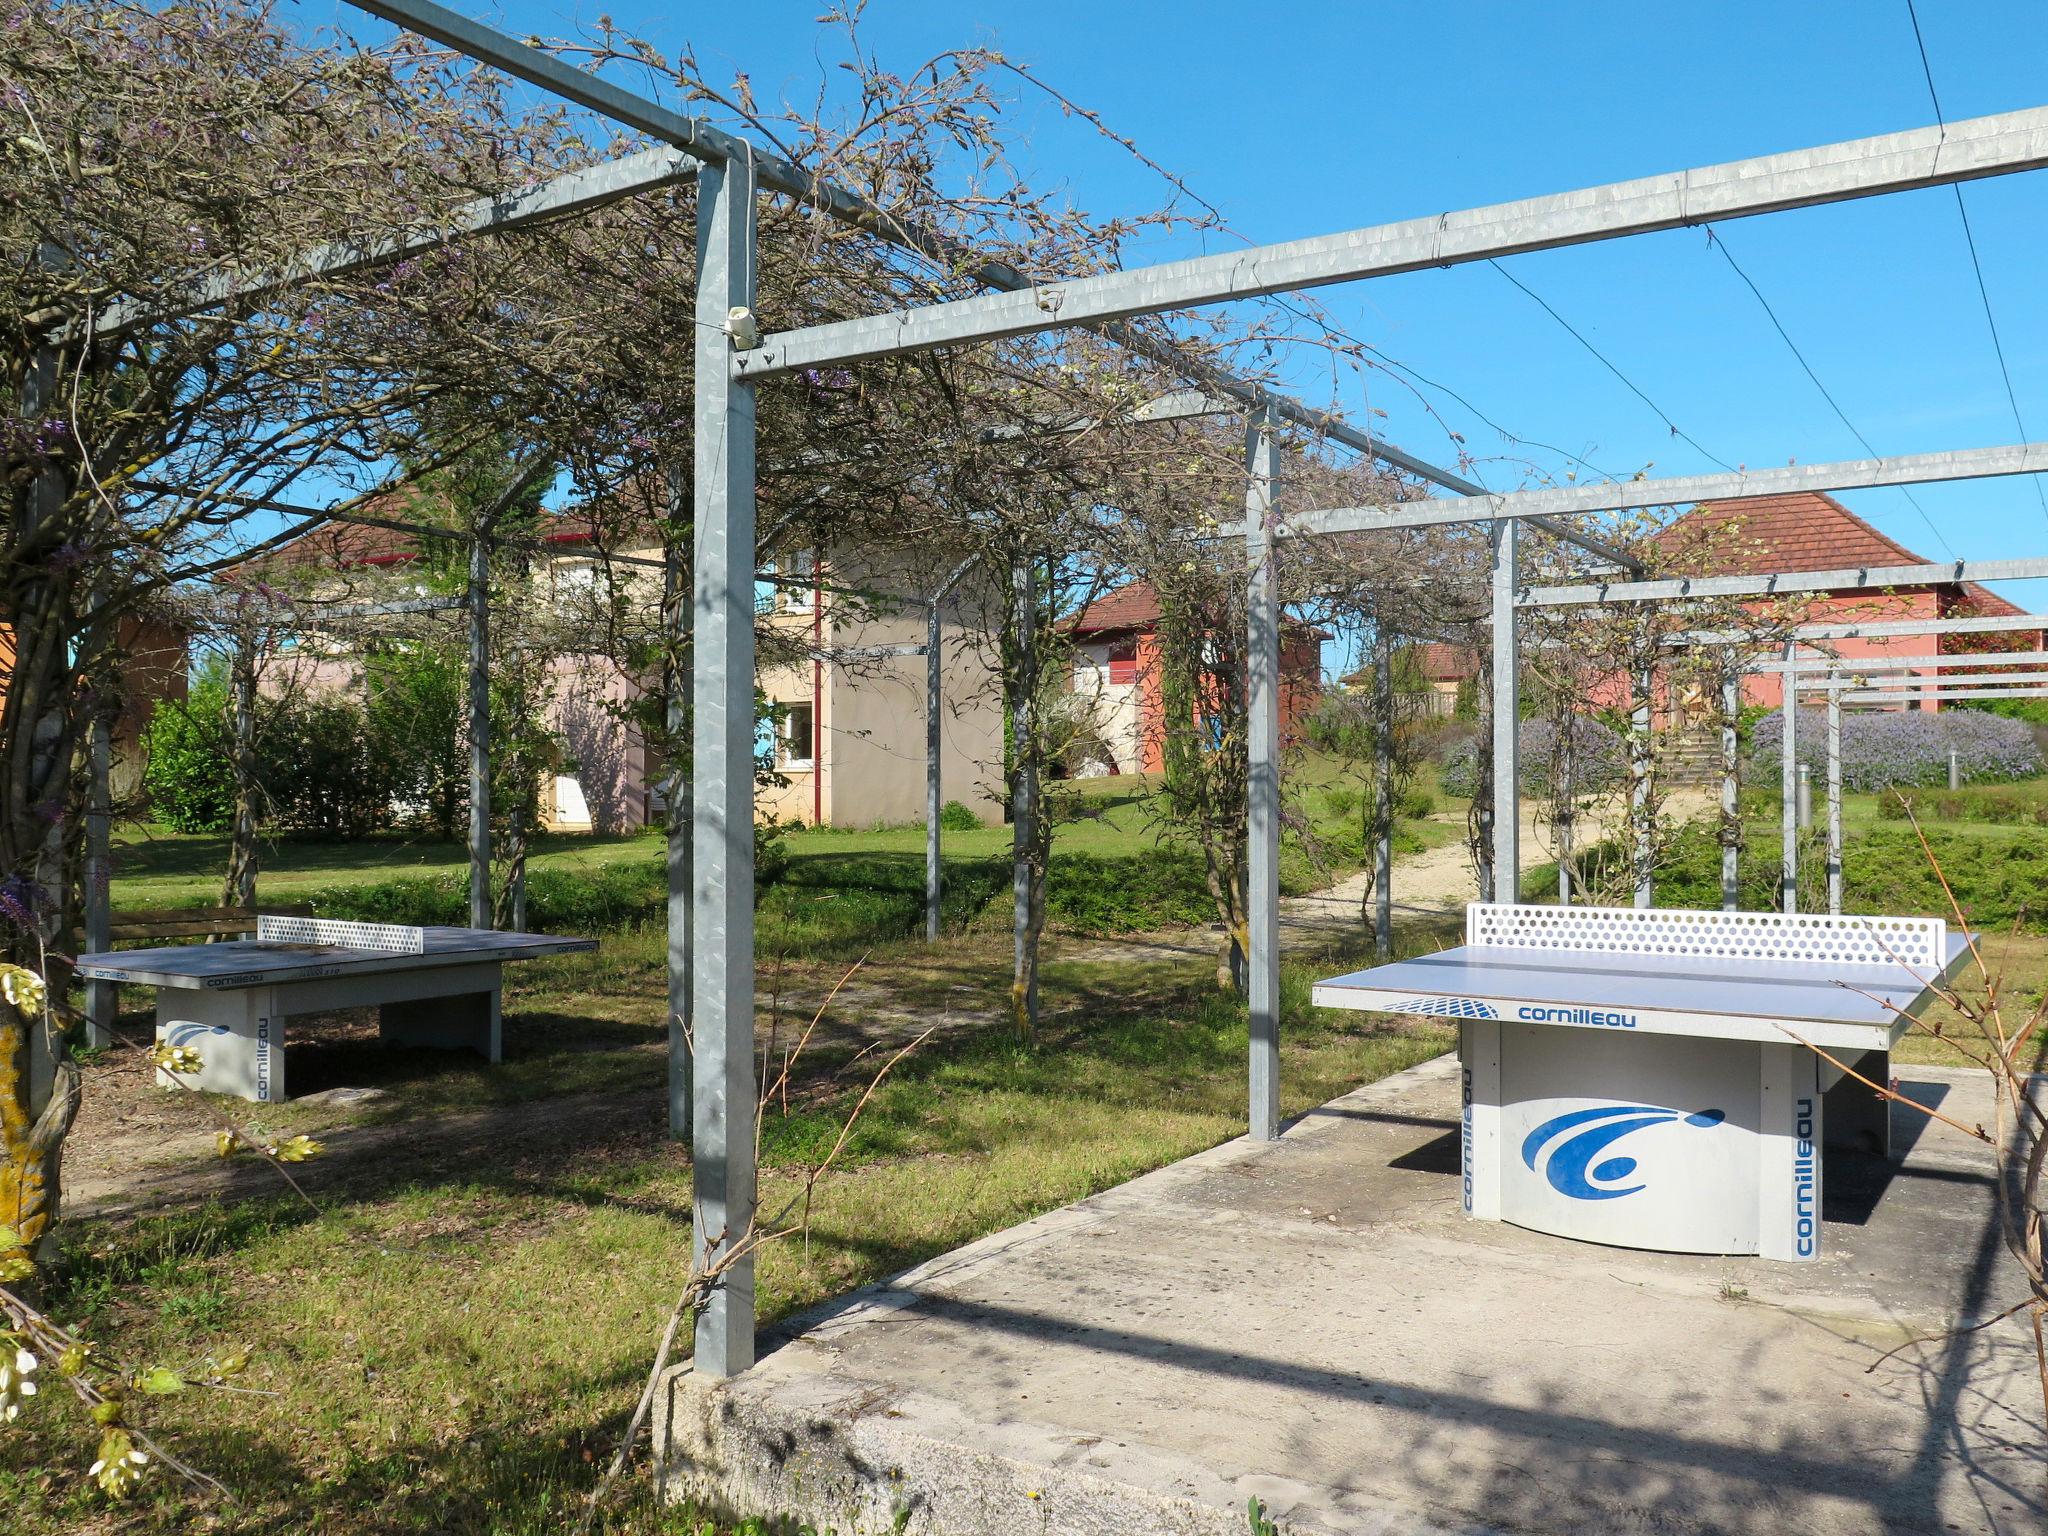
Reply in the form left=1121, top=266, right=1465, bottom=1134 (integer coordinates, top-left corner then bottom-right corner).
left=104, top=904, right=316, bottom=945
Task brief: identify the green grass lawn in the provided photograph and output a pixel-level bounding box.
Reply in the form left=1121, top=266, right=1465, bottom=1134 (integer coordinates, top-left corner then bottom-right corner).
left=104, top=759, right=1461, bottom=954
left=6, top=929, right=1451, bottom=1536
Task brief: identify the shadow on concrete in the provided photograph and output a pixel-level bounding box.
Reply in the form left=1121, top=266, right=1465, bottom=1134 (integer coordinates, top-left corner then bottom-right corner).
left=1387, top=1129, right=1460, bottom=1175
left=847, top=1289, right=2042, bottom=1532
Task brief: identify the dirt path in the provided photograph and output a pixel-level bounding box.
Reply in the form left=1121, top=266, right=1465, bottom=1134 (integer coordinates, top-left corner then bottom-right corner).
left=1073, top=789, right=1713, bottom=965
left=1284, top=787, right=1713, bottom=934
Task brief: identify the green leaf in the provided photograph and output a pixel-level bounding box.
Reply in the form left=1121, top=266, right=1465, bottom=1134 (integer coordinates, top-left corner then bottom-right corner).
left=134, top=1366, right=184, bottom=1395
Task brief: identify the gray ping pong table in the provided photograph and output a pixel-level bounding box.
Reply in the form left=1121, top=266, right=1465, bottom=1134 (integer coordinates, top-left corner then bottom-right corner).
left=76, top=916, right=597, bottom=1102
left=1313, top=903, right=1971, bottom=1261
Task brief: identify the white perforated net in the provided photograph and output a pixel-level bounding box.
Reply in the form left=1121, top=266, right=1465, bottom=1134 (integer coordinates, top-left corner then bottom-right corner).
left=1466, top=903, right=1944, bottom=972
left=255, top=916, right=425, bottom=954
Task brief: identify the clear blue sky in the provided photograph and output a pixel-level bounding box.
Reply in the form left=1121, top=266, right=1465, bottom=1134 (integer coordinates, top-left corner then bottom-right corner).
left=309, top=0, right=2048, bottom=610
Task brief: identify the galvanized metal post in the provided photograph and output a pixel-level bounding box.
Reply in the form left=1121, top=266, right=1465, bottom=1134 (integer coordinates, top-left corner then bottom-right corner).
left=1720, top=666, right=1740, bottom=911
left=1245, top=407, right=1282, bottom=1142
left=663, top=464, right=692, bottom=1142
left=467, top=531, right=492, bottom=929
left=1797, top=764, right=1812, bottom=830
left=1373, top=627, right=1393, bottom=961
left=1490, top=520, right=1520, bottom=904
left=1826, top=685, right=1843, bottom=915
left=690, top=150, right=759, bottom=1379
left=1780, top=646, right=1799, bottom=913
left=1949, top=749, right=1961, bottom=790
left=83, top=689, right=114, bottom=1046
left=926, top=596, right=943, bottom=942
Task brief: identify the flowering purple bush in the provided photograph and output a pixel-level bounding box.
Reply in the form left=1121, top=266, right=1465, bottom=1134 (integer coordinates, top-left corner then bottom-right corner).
left=1438, top=715, right=1624, bottom=798
left=1749, top=707, right=2041, bottom=791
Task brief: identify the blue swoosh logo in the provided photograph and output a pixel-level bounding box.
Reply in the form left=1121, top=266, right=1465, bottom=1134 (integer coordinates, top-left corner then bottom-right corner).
left=1521, top=1104, right=1726, bottom=1201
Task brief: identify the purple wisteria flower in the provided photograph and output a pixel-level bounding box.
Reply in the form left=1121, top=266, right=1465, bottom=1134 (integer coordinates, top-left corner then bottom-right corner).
left=1750, top=707, right=2041, bottom=791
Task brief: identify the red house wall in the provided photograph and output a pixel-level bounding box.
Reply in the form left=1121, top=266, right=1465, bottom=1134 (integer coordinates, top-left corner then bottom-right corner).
left=1128, top=629, right=1321, bottom=774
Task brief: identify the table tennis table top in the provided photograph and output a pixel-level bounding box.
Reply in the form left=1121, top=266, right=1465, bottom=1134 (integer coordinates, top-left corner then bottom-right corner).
left=77, top=926, right=597, bottom=991
left=1312, top=932, right=1975, bottom=1050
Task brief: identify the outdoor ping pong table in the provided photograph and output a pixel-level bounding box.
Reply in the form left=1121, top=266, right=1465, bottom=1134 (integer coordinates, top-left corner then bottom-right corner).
left=76, top=916, right=597, bottom=1103
left=1313, top=902, right=1971, bottom=1261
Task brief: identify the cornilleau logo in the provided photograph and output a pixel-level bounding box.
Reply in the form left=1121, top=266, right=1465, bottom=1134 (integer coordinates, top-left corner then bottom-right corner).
left=1517, top=1004, right=1637, bottom=1029
left=1521, top=1105, right=1726, bottom=1201
left=1393, top=996, right=1498, bottom=1019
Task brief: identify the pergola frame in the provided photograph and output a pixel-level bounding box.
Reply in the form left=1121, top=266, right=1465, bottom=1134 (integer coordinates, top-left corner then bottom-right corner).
left=1778, top=652, right=2048, bottom=914
left=181, top=0, right=2048, bottom=1378
left=1670, top=611, right=2048, bottom=647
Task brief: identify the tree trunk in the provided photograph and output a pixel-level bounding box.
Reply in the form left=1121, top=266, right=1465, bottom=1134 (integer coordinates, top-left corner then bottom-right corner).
left=2, top=337, right=85, bottom=1259
left=1006, top=555, right=1042, bottom=1042
left=221, top=626, right=259, bottom=911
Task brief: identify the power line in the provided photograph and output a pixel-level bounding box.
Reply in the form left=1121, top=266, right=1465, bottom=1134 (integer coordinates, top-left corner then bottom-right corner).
left=1263, top=292, right=1626, bottom=486
left=1903, top=0, right=2048, bottom=531
left=1486, top=259, right=1735, bottom=472
left=1705, top=224, right=1955, bottom=557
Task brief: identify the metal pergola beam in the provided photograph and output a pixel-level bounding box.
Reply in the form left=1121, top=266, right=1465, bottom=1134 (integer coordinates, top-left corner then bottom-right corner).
left=1838, top=686, right=2048, bottom=703
left=1799, top=668, right=2048, bottom=690
left=1768, top=649, right=2048, bottom=672
left=735, top=108, right=2048, bottom=375
left=350, top=1, right=1637, bottom=575
left=1520, top=554, right=2048, bottom=609
left=92, top=146, right=698, bottom=341
left=1670, top=611, right=2048, bottom=646
left=1249, top=442, right=2048, bottom=543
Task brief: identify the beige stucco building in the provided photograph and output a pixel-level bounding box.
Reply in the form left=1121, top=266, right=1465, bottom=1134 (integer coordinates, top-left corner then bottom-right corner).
left=754, top=544, right=1004, bottom=829
left=249, top=517, right=1003, bottom=835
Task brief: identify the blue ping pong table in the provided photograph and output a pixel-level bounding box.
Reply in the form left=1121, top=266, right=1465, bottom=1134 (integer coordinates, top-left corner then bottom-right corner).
left=1313, top=903, right=1970, bottom=1261
left=76, top=916, right=597, bottom=1102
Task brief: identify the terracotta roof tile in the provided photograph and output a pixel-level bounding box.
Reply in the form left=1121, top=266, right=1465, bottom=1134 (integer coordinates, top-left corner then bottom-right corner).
left=1654, top=491, right=1936, bottom=575
left=1067, top=581, right=1163, bottom=636
left=1066, top=580, right=1330, bottom=641
left=1415, top=642, right=1477, bottom=681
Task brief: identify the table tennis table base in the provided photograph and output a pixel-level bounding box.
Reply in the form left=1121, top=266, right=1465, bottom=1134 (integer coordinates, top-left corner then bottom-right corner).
left=1461, top=1020, right=1890, bottom=1262
left=155, top=961, right=504, bottom=1102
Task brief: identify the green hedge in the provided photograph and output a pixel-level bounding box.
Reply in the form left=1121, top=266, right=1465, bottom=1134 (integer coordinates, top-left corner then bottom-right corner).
left=309, top=860, right=669, bottom=932
left=1574, top=819, right=2048, bottom=930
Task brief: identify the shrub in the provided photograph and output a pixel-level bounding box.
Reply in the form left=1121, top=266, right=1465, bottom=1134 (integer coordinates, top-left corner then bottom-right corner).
left=1304, top=694, right=1377, bottom=757
left=1438, top=716, right=1624, bottom=799
left=141, top=675, right=399, bottom=838
left=141, top=675, right=235, bottom=833
left=1749, top=707, right=2041, bottom=791
left=937, top=800, right=982, bottom=831
left=264, top=696, right=397, bottom=838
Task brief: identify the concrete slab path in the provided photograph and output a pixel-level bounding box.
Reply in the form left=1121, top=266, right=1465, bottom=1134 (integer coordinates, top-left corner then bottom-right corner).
left=659, top=1057, right=2043, bottom=1535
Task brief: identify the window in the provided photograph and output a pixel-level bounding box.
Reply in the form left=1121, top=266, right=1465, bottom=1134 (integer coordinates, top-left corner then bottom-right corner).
left=780, top=702, right=816, bottom=769
left=780, top=549, right=817, bottom=613
left=1107, top=639, right=1138, bottom=686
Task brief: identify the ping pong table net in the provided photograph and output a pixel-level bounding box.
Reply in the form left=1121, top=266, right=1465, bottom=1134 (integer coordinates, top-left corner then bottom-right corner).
left=1466, top=903, right=1945, bottom=973
left=255, top=915, right=426, bottom=955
